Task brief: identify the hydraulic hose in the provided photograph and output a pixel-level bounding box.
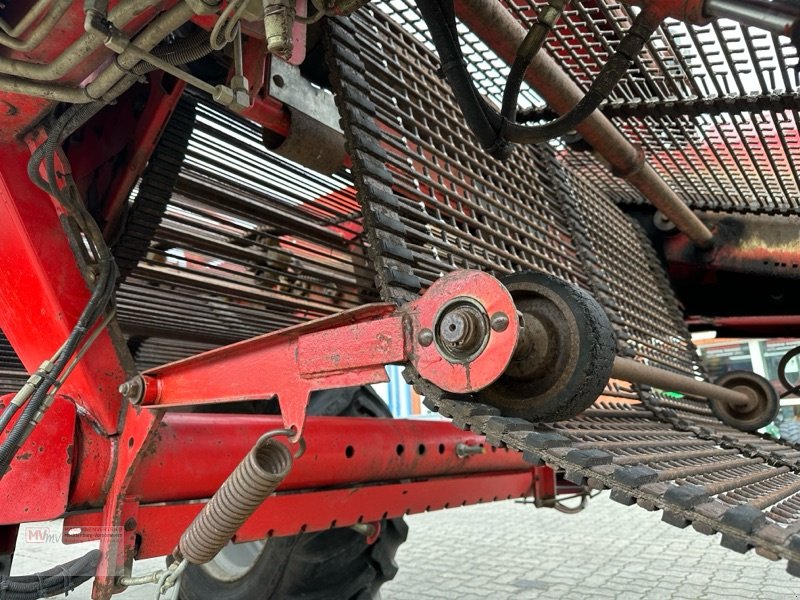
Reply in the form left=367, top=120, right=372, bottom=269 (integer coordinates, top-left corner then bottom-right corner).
left=0, top=104, right=116, bottom=478
left=415, top=0, right=510, bottom=157
left=0, top=255, right=113, bottom=477
left=416, top=0, right=660, bottom=153
left=0, top=549, right=99, bottom=600
left=500, top=0, right=566, bottom=123
left=0, top=22, right=215, bottom=476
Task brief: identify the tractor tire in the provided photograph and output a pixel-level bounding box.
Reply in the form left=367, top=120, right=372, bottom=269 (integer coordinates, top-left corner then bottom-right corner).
left=177, top=386, right=409, bottom=600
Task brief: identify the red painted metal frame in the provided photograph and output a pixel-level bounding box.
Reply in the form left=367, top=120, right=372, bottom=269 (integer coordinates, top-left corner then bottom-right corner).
left=97, top=75, right=188, bottom=237
left=0, top=140, right=129, bottom=435
left=71, top=414, right=532, bottom=506
left=0, top=395, right=76, bottom=522
left=0, top=247, right=522, bottom=599
left=0, top=118, right=526, bottom=597
left=63, top=414, right=546, bottom=562
left=135, top=270, right=520, bottom=438
left=65, top=470, right=539, bottom=559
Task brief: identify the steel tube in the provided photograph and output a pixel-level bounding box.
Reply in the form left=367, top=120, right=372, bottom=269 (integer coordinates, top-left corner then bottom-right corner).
left=705, top=0, right=799, bottom=37
left=0, top=0, right=160, bottom=81
left=0, top=0, right=53, bottom=37
left=86, top=2, right=196, bottom=101
left=0, top=0, right=71, bottom=52
left=0, top=2, right=196, bottom=104
left=453, top=0, right=714, bottom=248
left=70, top=414, right=531, bottom=507
left=611, top=356, right=753, bottom=408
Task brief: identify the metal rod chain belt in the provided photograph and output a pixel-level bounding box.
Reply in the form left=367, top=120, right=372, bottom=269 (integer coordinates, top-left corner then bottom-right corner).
left=325, top=13, right=800, bottom=577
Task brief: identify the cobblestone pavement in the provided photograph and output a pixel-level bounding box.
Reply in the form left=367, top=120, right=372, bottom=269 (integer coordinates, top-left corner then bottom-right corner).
left=11, top=495, right=799, bottom=599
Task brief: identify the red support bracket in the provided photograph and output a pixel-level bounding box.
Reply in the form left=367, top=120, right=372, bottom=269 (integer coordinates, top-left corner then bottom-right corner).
left=91, top=405, right=161, bottom=600
left=0, top=140, right=129, bottom=434
left=127, top=270, right=520, bottom=439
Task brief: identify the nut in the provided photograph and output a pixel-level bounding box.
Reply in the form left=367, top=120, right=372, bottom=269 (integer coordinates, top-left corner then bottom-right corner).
left=490, top=312, right=510, bottom=332
left=417, top=328, right=434, bottom=347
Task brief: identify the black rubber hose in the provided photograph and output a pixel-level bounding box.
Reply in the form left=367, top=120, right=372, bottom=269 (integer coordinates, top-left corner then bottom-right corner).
left=500, top=0, right=565, bottom=122
left=0, top=402, right=20, bottom=434
left=0, top=256, right=113, bottom=477
left=0, top=549, right=99, bottom=600
left=415, top=0, right=511, bottom=158
left=499, top=11, right=657, bottom=144
left=416, top=0, right=659, bottom=149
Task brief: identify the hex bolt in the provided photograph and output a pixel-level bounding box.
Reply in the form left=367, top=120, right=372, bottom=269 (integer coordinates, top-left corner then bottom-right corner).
left=124, top=517, right=137, bottom=532
left=455, top=442, right=484, bottom=458
left=490, top=312, right=509, bottom=332
left=119, top=376, right=144, bottom=405
left=417, top=328, right=434, bottom=347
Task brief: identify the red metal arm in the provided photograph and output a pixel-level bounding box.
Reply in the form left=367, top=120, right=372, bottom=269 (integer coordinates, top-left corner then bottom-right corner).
left=130, top=270, right=521, bottom=439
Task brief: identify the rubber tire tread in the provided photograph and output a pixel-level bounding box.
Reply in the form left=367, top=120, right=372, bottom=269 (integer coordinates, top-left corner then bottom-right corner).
left=479, top=271, right=616, bottom=422
left=177, top=386, right=408, bottom=600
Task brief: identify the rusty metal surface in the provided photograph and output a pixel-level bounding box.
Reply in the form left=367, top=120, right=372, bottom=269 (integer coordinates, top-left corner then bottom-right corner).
left=328, top=5, right=703, bottom=382
left=378, top=1, right=800, bottom=215
left=501, top=1, right=800, bottom=214
left=417, top=383, right=800, bottom=578
left=326, top=5, right=800, bottom=578
left=557, top=164, right=703, bottom=376
left=330, top=7, right=589, bottom=296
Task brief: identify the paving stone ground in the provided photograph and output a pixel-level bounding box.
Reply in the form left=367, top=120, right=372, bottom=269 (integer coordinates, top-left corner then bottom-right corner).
left=10, top=494, right=799, bottom=599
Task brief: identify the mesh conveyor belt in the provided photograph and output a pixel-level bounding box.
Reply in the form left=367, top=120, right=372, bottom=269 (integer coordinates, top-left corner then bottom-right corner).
left=379, top=1, right=800, bottom=215
left=0, top=332, right=27, bottom=395
left=115, top=97, right=378, bottom=349
left=326, top=7, right=800, bottom=577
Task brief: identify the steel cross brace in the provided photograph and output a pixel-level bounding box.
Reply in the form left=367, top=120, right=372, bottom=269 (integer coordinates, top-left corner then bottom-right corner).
left=123, top=270, right=520, bottom=440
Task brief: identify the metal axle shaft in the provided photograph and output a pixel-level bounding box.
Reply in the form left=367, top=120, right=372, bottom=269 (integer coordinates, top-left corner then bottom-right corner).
left=611, top=357, right=753, bottom=409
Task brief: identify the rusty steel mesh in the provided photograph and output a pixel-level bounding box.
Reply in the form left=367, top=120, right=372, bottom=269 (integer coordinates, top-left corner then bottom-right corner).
left=347, top=5, right=701, bottom=377
left=381, top=1, right=800, bottom=214
left=348, top=7, right=587, bottom=289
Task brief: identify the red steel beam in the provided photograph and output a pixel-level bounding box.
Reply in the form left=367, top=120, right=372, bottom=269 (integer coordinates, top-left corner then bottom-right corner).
left=131, top=270, right=520, bottom=437
left=453, top=0, right=714, bottom=248
left=70, top=414, right=533, bottom=506
left=0, top=141, right=128, bottom=434
left=64, top=470, right=537, bottom=559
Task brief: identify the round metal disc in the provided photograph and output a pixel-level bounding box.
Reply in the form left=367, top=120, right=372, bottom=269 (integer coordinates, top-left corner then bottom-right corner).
left=710, top=370, right=779, bottom=432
